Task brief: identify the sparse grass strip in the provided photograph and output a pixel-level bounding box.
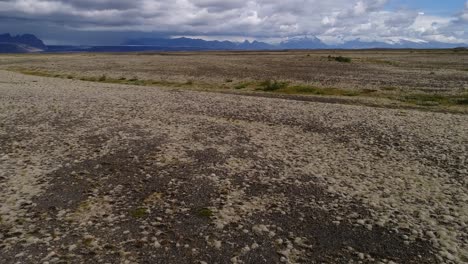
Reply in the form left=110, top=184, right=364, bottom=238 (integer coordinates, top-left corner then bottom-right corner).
left=8, top=67, right=468, bottom=110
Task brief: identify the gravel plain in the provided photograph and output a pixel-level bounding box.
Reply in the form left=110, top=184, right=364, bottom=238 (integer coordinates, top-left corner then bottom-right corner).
left=0, top=69, right=467, bottom=263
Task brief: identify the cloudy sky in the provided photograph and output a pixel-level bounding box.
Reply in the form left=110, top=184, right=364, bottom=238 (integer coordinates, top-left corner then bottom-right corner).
left=0, top=0, right=467, bottom=45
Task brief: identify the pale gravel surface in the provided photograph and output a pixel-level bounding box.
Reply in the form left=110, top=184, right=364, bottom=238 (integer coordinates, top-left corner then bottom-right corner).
left=0, top=70, right=467, bottom=263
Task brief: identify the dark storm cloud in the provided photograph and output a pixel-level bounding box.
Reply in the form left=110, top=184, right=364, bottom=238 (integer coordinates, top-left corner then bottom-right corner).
left=64, top=0, right=139, bottom=10
left=0, top=0, right=466, bottom=44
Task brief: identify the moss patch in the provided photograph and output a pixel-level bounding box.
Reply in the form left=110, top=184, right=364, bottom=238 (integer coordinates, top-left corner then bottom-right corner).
left=130, top=208, right=147, bottom=218
left=197, top=208, right=214, bottom=217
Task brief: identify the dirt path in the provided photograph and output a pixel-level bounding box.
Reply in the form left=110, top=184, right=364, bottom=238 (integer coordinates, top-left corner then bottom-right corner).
left=0, top=70, right=467, bottom=263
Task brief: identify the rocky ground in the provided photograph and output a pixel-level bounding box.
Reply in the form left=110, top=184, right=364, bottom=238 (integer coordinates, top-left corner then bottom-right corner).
left=0, top=70, right=467, bottom=263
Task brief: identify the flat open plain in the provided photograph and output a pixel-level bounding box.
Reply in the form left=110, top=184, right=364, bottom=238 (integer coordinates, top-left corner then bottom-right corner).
left=0, top=51, right=467, bottom=263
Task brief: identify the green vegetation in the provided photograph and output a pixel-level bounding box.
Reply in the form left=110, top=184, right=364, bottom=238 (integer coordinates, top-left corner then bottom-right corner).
left=457, top=98, right=468, bottom=105
left=234, top=82, right=249, bottom=89
left=10, top=68, right=201, bottom=88
left=98, top=75, right=107, bottom=82
left=259, top=80, right=289, bottom=91
left=366, top=59, right=400, bottom=67
left=197, top=208, right=213, bottom=217
left=281, top=85, right=360, bottom=96
left=130, top=208, right=147, bottom=218
left=361, top=89, right=378, bottom=94
left=83, top=237, right=94, bottom=247
left=398, top=93, right=468, bottom=106
left=8, top=67, right=468, bottom=112
left=328, top=55, right=352, bottom=63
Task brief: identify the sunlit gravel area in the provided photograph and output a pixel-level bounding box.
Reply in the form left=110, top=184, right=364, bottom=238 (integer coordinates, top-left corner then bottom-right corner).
left=0, top=70, right=467, bottom=263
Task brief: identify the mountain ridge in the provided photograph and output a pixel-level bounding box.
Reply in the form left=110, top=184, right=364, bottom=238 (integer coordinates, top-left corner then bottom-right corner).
left=122, top=36, right=466, bottom=50
left=0, top=33, right=467, bottom=53
left=0, top=33, right=47, bottom=53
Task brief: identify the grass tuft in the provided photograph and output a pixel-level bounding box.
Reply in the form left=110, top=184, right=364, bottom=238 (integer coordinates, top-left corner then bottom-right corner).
left=130, top=208, right=147, bottom=218
left=197, top=208, right=213, bottom=217
left=260, top=80, right=289, bottom=91
left=234, top=82, right=249, bottom=89
left=456, top=98, right=468, bottom=105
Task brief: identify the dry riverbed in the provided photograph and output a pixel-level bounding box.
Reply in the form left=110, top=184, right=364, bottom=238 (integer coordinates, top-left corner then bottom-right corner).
left=0, top=70, right=467, bottom=263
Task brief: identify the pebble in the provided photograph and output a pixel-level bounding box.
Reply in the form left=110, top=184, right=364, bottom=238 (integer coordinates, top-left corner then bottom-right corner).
left=213, top=240, right=222, bottom=250
left=68, top=244, right=77, bottom=251
left=358, top=253, right=365, bottom=260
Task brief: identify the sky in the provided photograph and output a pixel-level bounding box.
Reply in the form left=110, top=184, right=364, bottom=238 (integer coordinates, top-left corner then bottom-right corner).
left=0, top=0, right=467, bottom=45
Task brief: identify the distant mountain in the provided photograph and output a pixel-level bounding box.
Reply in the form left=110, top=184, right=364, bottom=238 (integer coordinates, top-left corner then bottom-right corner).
left=334, top=38, right=466, bottom=49
left=122, top=37, right=275, bottom=50
left=0, top=33, right=47, bottom=53
left=280, top=36, right=328, bottom=49
left=2, top=33, right=465, bottom=53
left=122, top=36, right=465, bottom=51
left=238, top=40, right=275, bottom=50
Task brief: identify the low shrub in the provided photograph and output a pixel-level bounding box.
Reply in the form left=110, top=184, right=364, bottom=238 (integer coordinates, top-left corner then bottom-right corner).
left=335, top=56, right=352, bottom=63
left=328, top=55, right=352, bottom=63
left=260, top=80, right=289, bottom=91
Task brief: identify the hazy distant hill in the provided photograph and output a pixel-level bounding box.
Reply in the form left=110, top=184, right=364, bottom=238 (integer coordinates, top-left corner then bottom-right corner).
left=0, top=33, right=47, bottom=53
left=122, top=36, right=466, bottom=50
left=1, top=33, right=466, bottom=53
left=333, top=38, right=465, bottom=49
left=280, top=36, right=328, bottom=49
left=122, top=37, right=276, bottom=50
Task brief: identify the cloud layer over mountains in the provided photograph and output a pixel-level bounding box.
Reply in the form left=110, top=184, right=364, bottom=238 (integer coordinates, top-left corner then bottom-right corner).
left=0, top=0, right=467, bottom=44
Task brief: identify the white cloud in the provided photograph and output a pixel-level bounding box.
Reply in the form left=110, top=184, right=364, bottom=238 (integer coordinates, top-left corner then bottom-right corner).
left=0, top=0, right=467, bottom=44
left=461, top=1, right=468, bottom=22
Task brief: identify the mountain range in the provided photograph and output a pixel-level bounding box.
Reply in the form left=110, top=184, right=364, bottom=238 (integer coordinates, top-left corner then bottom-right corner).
left=0, top=33, right=47, bottom=53
left=1, top=33, right=466, bottom=53
left=121, top=36, right=331, bottom=50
